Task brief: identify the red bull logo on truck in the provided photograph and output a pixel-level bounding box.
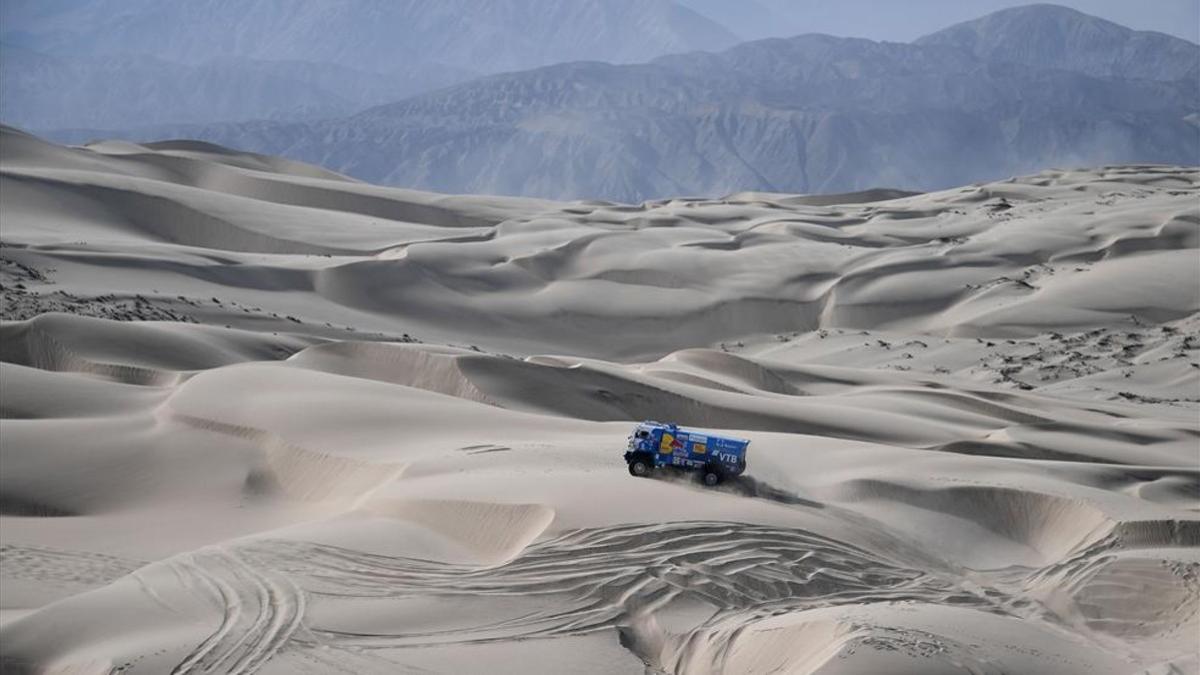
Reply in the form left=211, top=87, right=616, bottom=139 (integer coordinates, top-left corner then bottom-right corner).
left=659, top=432, right=687, bottom=454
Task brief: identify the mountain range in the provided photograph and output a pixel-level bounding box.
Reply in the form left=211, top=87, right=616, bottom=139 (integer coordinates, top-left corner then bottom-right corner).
left=4, top=2, right=1199, bottom=201
left=916, top=3, right=1199, bottom=81
left=1, top=0, right=735, bottom=129
left=1, top=0, right=736, bottom=73
left=0, top=42, right=478, bottom=128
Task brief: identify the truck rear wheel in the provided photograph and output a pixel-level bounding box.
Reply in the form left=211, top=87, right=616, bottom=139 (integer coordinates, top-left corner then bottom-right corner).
left=628, top=458, right=651, bottom=477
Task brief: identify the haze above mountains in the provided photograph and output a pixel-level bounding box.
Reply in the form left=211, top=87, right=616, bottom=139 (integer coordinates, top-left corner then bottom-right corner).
left=1, top=0, right=738, bottom=128
left=2, top=1, right=1198, bottom=201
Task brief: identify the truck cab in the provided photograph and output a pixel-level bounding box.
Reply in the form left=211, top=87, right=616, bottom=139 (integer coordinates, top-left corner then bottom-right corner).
left=623, top=421, right=748, bottom=486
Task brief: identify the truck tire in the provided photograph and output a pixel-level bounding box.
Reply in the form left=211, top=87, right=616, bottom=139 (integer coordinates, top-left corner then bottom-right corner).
left=628, top=458, right=651, bottom=477
left=702, top=469, right=722, bottom=487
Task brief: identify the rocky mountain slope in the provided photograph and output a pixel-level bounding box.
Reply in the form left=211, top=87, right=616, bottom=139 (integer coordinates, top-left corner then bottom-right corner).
left=1, top=0, right=736, bottom=130
left=105, top=20, right=1198, bottom=201
left=916, top=3, right=1200, bottom=81
left=0, top=42, right=476, bottom=129
left=2, top=0, right=736, bottom=72
left=13, top=4, right=1198, bottom=201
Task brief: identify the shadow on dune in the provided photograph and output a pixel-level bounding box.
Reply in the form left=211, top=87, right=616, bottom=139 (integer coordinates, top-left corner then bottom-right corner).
left=723, top=474, right=826, bottom=509
left=642, top=468, right=825, bottom=509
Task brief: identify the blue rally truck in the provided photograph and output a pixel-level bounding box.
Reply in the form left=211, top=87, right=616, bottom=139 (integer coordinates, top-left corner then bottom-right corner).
left=623, top=421, right=749, bottom=486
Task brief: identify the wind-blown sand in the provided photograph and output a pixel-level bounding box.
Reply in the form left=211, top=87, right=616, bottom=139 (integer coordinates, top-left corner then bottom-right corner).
left=1, top=124, right=1197, bottom=674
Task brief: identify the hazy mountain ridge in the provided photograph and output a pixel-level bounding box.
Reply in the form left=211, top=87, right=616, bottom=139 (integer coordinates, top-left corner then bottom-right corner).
left=917, top=3, right=1200, bottom=81
left=0, top=0, right=738, bottom=132
left=75, top=23, right=1197, bottom=201
left=3, top=0, right=738, bottom=72
left=7, top=3, right=1200, bottom=201
left=0, top=42, right=478, bottom=129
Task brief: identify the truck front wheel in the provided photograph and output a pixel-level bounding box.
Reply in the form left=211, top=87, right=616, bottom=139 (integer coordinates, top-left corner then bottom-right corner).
left=628, top=458, right=651, bottom=477
left=702, top=469, right=722, bottom=487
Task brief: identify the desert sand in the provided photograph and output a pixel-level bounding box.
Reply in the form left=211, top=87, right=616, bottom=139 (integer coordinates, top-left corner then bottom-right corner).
left=0, top=124, right=1197, bottom=674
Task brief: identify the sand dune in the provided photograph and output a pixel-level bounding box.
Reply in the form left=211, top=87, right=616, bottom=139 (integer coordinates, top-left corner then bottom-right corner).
left=1, top=126, right=1197, bottom=673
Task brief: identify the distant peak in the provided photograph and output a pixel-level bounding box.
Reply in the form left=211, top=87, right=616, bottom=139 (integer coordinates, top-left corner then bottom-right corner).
left=916, top=2, right=1199, bottom=81
left=984, top=3, right=1092, bottom=17
left=918, top=3, right=1126, bottom=40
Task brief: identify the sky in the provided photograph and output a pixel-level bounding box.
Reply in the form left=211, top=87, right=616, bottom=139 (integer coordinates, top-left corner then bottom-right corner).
left=699, top=0, right=1200, bottom=44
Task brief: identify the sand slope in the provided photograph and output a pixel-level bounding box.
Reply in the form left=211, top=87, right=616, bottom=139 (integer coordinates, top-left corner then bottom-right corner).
left=1, top=127, right=1197, bottom=674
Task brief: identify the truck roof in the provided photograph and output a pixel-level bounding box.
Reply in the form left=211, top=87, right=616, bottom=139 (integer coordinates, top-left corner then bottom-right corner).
left=638, top=421, right=749, bottom=444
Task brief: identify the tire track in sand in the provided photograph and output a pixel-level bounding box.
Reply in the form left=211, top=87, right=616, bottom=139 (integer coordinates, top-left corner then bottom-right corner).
left=235, top=521, right=980, bottom=650
left=170, top=548, right=306, bottom=675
